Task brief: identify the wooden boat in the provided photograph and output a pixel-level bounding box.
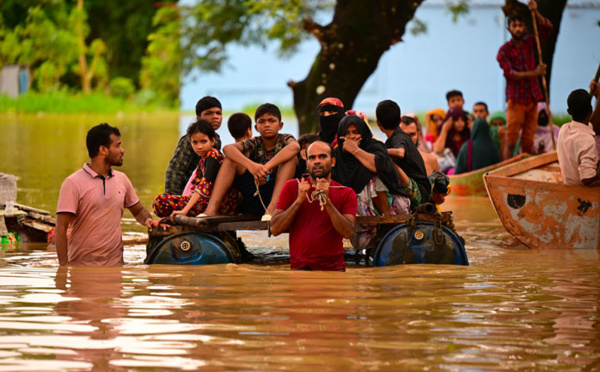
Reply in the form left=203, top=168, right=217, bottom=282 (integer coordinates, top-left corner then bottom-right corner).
left=1, top=202, right=56, bottom=244
left=449, top=154, right=530, bottom=196
left=146, top=207, right=469, bottom=266
left=483, top=151, right=600, bottom=249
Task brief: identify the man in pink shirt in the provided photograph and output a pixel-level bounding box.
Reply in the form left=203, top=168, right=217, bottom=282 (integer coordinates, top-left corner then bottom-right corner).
left=557, top=82, right=600, bottom=187
left=56, top=123, right=159, bottom=266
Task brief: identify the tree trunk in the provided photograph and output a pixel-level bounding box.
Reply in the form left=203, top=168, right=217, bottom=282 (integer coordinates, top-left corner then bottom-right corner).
left=289, top=0, right=423, bottom=134
left=502, top=0, right=567, bottom=103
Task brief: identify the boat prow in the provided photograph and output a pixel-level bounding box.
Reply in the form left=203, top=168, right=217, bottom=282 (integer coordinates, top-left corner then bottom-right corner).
left=450, top=153, right=530, bottom=197
left=483, top=151, right=600, bottom=249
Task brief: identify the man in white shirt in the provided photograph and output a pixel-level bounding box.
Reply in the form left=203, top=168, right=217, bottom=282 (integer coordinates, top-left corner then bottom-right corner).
left=557, top=81, right=600, bottom=186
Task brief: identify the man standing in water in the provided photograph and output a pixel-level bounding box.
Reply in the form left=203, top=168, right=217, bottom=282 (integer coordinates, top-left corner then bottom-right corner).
left=56, top=123, right=159, bottom=266
left=270, top=141, right=356, bottom=271
left=496, top=0, right=552, bottom=159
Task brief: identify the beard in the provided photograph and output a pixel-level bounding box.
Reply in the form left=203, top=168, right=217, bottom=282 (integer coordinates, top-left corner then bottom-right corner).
left=107, top=153, right=123, bottom=166
left=309, top=166, right=331, bottom=180
left=511, top=31, right=524, bottom=41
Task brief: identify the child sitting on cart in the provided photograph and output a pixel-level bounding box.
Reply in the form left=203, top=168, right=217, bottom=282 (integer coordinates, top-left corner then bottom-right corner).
left=152, top=120, right=239, bottom=217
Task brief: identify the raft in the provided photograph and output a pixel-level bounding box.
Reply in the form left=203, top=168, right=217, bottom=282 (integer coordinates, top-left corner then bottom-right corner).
left=146, top=206, right=468, bottom=267
left=484, top=151, right=600, bottom=249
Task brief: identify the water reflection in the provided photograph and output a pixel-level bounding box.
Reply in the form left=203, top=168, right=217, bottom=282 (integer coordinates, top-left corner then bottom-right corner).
left=0, top=249, right=599, bottom=370
left=2, top=114, right=600, bottom=370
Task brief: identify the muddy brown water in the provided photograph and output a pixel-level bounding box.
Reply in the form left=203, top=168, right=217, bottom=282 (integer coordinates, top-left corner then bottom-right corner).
left=1, top=114, right=599, bottom=371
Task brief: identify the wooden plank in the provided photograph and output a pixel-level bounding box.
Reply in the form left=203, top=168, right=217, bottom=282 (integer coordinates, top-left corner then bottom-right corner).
left=172, top=214, right=261, bottom=230
left=13, top=203, right=51, bottom=216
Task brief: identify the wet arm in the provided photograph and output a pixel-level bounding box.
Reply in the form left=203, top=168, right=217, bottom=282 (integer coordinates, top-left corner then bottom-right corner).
left=56, top=212, right=74, bottom=266
left=269, top=202, right=303, bottom=236
left=128, top=202, right=154, bottom=229
left=324, top=200, right=355, bottom=239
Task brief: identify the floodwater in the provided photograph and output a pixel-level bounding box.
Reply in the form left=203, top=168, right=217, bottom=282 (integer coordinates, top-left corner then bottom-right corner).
left=1, top=114, right=600, bottom=371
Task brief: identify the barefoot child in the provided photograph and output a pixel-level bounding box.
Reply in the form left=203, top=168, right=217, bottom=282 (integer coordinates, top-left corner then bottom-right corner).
left=152, top=120, right=239, bottom=217
left=202, top=103, right=300, bottom=219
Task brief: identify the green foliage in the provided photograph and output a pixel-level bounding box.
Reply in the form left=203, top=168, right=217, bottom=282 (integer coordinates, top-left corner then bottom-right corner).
left=177, top=0, right=333, bottom=74
left=447, top=0, right=470, bottom=23
left=140, top=7, right=182, bottom=107
left=87, top=0, right=166, bottom=86
left=109, top=77, right=135, bottom=99
left=409, top=18, right=427, bottom=36
left=0, top=91, right=173, bottom=114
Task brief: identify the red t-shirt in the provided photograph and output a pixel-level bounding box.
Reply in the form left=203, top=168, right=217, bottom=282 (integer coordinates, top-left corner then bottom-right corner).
left=276, top=178, right=357, bottom=271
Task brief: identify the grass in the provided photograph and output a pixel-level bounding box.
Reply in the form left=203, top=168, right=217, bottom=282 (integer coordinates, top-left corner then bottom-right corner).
left=0, top=91, right=177, bottom=114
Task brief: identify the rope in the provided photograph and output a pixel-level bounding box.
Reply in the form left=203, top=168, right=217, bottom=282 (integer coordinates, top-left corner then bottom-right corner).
left=253, top=180, right=271, bottom=218
left=295, top=178, right=344, bottom=211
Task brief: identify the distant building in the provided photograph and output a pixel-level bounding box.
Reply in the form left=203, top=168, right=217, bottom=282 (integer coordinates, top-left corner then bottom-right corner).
left=0, top=65, right=30, bottom=98
left=181, top=0, right=600, bottom=115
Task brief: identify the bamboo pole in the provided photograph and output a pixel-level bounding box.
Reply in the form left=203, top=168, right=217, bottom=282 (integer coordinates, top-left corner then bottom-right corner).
left=590, top=61, right=600, bottom=95
left=530, top=7, right=556, bottom=150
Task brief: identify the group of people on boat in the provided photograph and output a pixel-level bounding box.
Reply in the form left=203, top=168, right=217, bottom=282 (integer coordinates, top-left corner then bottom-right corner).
left=54, top=0, right=599, bottom=269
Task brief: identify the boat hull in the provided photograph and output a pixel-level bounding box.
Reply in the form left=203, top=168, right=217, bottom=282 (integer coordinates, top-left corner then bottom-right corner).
left=450, top=154, right=529, bottom=197
left=484, top=151, right=600, bottom=249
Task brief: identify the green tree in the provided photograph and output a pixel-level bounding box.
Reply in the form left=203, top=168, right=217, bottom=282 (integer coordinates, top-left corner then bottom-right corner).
left=87, top=0, right=167, bottom=87
left=140, top=6, right=183, bottom=107
left=175, top=0, right=422, bottom=133
left=0, top=5, right=78, bottom=91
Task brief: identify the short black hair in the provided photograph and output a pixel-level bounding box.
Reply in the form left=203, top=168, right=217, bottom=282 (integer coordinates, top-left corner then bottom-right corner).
left=227, top=112, right=252, bottom=140
left=473, top=101, right=488, bottom=111
left=400, top=115, right=418, bottom=127
left=298, top=133, right=319, bottom=148
left=255, top=103, right=281, bottom=121
left=567, top=89, right=592, bottom=123
left=446, top=90, right=463, bottom=101
left=376, top=99, right=401, bottom=130
left=187, top=119, right=216, bottom=141
left=195, top=96, right=222, bottom=116
left=86, top=123, right=120, bottom=158
left=507, top=14, right=526, bottom=27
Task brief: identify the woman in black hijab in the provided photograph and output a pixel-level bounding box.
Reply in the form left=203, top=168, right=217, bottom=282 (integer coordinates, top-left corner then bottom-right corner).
left=317, top=97, right=346, bottom=145
left=332, top=115, right=411, bottom=249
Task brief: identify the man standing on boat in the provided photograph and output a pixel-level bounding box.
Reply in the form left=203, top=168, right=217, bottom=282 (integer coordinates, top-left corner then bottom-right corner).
left=270, top=141, right=356, bottom=271
left=56, top=123, right=160, bottom=266
left=496, top=0, right=552, bottom=160
left=557, top=82, right=600, bottom=187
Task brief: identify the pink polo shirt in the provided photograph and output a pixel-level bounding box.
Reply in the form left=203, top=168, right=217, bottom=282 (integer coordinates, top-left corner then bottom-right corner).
left=57, top=163, right=139, bottom=266
left=557, top=121, right=599, bottom=186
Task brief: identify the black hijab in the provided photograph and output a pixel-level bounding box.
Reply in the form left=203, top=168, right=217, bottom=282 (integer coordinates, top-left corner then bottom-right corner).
left=318, top=103, right=345, bottom=144
left=332, top=115, right=405, bottom=195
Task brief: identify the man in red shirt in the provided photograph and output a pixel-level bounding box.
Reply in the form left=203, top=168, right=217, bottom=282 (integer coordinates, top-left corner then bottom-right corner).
left=496, top=0, right=552, bottom=159
left=270, top=141, right=356, bottom=271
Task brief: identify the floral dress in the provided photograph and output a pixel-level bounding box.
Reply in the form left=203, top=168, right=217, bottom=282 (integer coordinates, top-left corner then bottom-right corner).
left=153, top=148, right=239, bottom=217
